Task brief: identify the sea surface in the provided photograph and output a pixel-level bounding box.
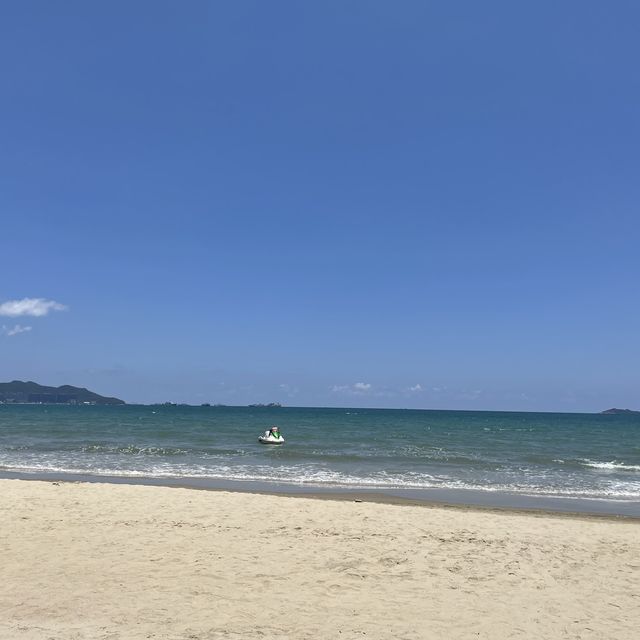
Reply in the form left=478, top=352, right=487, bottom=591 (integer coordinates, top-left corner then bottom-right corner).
left=1, top=405, right=639, bottom=513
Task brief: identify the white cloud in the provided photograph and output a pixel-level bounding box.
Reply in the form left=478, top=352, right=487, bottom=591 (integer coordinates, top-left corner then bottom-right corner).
left=408, top=384, right=422, bottom=392
left=2, top=324, right=32, bottom=336
left=330, top=382, right=372, bottom=395
left=0, top=298, right=68, bottom=317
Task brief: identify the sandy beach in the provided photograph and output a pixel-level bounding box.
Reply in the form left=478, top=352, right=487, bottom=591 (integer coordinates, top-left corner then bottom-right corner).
left=1, top=479, right=638, bottom=639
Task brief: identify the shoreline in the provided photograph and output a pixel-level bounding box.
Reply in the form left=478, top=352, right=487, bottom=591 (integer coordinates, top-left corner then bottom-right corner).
left=3, top=469, right=639, bottom=520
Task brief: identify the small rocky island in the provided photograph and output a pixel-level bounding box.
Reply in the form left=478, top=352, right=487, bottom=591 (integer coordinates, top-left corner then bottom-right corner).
left=0, top=380, right=125, bottom=405
left=600, top=408, right=640, bottom=415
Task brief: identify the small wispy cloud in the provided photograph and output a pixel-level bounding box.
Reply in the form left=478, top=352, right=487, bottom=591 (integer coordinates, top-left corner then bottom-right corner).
left=408, top=383, right=422, bottom=392
left=330, top=382, right=372, bottom=395
left=2, top=324, right=33, bottom=336
left=279, top=383, right=299, bottom=397
left=0, top=298, right=68, bottom=317
left=459, top=389, right=483, bottom=400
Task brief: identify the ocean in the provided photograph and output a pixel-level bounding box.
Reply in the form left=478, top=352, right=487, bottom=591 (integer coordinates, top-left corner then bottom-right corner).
left=1, top=404, right=639, bottom=514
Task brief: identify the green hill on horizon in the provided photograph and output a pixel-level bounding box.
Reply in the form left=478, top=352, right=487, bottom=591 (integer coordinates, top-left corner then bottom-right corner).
left=0, top=380, right=125, bottom=405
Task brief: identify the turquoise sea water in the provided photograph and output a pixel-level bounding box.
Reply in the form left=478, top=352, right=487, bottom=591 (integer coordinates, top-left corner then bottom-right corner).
left=1, top=405, right=639, bottom=507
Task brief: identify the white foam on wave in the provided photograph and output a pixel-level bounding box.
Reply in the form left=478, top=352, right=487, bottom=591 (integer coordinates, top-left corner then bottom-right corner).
left=580, top=459, right=640, bottom=472
left=2, top=461, right=640, bottom=501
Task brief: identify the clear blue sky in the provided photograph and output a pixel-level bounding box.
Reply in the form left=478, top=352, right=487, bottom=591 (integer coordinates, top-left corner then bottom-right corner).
left=1, top=1, right=638, bottom=410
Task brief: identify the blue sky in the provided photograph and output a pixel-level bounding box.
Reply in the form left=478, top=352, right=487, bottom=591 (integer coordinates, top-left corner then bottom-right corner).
left=1, top=1, right=638, bottom=410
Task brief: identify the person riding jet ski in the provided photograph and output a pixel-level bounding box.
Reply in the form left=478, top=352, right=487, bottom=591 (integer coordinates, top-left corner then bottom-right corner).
left=258, top=425, right=285, bottom=444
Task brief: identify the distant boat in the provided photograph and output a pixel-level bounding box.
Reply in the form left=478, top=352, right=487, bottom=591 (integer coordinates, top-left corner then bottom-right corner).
left=600, top=408, right=640, bottom=415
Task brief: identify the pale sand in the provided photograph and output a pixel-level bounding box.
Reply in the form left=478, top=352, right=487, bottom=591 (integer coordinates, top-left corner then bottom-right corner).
left=1, top=480, right=638, bottom=640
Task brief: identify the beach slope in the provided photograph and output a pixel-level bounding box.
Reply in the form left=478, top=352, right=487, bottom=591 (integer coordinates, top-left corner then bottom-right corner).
left=1, top=480, right=638, bottom=639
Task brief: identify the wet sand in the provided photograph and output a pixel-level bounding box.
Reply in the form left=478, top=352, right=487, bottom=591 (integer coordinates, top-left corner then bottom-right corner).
left=3, top=470, right=639, bottom=517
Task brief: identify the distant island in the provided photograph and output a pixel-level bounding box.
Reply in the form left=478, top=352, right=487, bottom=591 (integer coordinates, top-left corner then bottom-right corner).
left=600, top=408, right=640, bottom=415
left=0, top=380, right=125, bottom=405
left=248, top=402, right=283, bottom=408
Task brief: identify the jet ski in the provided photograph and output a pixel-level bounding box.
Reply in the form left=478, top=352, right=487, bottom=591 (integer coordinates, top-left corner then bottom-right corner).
left=259, top=427, right=285, bottom=445
left=258, top=434, right=285, bottom=445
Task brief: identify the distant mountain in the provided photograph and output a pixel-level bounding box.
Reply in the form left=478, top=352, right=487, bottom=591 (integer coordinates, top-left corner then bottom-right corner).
left=600, top=408, right=640, bottom=415
left=0, top=380, right=125, bottom=405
